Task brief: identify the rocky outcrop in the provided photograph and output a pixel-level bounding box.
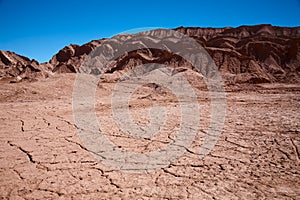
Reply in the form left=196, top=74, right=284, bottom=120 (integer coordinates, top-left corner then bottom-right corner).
left=1, top=24, right=299, bottom=84
left=62, top=24, right=300, bottom=84
left=102, top=24, right=299, bottom=84
left=0, top=51, right=50, bottom=82
left=50, top=40, right=103, bottom=73
left=175, top=24, right=300, bottom=83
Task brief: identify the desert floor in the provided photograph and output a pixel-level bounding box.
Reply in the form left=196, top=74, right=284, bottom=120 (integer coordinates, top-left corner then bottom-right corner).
left=0, top=74, right=299, bottom=199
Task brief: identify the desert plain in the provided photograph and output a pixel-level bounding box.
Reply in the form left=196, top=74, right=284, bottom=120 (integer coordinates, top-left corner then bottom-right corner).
left=0, top=73, right=299, bottom=199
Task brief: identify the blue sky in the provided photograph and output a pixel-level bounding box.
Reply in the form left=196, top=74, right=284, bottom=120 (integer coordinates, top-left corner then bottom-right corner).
left=0, top=0, right=299, bottom=62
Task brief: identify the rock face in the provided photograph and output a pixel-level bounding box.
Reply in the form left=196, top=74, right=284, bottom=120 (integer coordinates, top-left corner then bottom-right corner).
left=175, top=24, right=300, bottom=84
left=49, top=24, right=300, bottom=84
left=0, top=51, right=49, bottom=82
left=1, top=24, right=300, bottom=84
left=49, top=40, right=103, bottom=73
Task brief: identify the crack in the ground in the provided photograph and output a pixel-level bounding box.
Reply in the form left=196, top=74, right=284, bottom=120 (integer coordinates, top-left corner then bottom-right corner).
left=63, top=137, right=106, bottom=160
left=224, top=136, right=253, bottom=150
left=55, top=126, right=63, bottom=131
left=108, top=178, right=121, bottom=189
left=36, top=188, right=63, bottom=196
left=290, top=138, right=300, bottom=160
left=42, top=118, right=50, bottom=127
left=7, top=141, right=35, bottom=164
left=276, top=147, right=291, bottom=160
left=20, top=119, right=24, bottom=132
left=12, top=169, right=25, bottom=180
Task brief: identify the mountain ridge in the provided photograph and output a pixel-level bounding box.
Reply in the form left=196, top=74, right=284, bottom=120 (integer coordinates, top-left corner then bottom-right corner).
left=1, top=24, right=299, bottom=84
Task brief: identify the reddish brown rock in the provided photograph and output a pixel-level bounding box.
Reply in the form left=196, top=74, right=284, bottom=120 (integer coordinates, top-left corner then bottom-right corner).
left=50, top=40, right=103, bottom=73
left=175, top=24, right=300, bottom=84
left=75, top=24, right=300, bottom=84
left=1, top=25, right=299, bottom=84
left=0, top=50, right=47, bottom=82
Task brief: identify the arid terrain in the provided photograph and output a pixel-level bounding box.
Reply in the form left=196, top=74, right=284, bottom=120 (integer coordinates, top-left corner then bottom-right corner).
left=0, top=25, right=300, bottom=199
left=0, top=74, right=299, bottom=199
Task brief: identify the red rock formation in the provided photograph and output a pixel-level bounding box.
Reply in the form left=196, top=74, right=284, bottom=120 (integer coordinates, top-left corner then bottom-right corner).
left=0, top=50, right=48, bottom=82
left=76, top=24, right=300, bottom=84
left=175, top=24, right=300, bottom=84
left=1, top=24, right=299, bottom=84
left=50, top=40, right=103, bottom=73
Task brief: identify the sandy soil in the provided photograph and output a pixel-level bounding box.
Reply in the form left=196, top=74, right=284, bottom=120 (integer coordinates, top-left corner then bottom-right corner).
left=0, top=74, right=299, bottom=199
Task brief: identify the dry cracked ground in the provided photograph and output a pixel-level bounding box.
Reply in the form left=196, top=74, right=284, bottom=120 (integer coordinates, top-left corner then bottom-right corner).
left=0, top=74, right=299, bottom=199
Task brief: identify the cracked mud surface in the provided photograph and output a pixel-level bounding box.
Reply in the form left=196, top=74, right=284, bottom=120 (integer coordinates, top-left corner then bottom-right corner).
left=0, top=74, right=299, bottom=199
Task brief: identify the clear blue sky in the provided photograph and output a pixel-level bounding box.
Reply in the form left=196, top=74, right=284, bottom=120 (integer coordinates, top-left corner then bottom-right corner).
left=0, top=0, right=299, bottom=62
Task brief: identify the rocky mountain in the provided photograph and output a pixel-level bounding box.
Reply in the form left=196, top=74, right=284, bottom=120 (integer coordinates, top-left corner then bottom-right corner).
left=1, top=24, right=300, bottom=84
left=0, top=50, right=49, bottom=82
left=175, top=24, right=300, bottom=84
left=49, top=39, right=103, bottom=73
